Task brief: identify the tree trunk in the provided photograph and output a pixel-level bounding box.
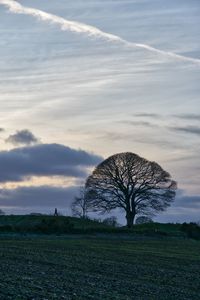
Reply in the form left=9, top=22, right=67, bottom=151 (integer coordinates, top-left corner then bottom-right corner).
left=126, top=211, right=135, bottom=228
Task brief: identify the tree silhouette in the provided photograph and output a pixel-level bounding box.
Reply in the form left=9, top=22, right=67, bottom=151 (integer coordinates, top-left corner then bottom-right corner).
left=71, top=187, right=93, bottom=219
left=85, top=152, right=177, bottom=227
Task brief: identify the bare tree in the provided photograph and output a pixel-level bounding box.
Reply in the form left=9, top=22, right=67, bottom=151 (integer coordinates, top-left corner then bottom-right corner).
left=85, top=152, right=177, bottom=228
left=71, top=188, right=93, bottom=219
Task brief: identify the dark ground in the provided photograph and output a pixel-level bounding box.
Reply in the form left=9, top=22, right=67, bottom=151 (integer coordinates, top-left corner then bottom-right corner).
left=0, top=234, right=200, bottom=300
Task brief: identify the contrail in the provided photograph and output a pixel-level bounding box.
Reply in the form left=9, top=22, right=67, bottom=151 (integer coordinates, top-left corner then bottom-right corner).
left=1, top=0, right=200, bottom=65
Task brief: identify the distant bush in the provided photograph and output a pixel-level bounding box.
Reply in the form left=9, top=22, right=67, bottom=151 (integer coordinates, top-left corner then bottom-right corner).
left=180, top=222, right=200, bottom=240
left=92, top=218, right=102, bottom=223
left=102, top=216, right=119, bottom=227
left=136, top=216, right=153, bottom=225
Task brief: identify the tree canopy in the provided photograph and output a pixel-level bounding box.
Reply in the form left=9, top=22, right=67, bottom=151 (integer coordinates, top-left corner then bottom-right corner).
left=85, top=152, right=177, bottom=227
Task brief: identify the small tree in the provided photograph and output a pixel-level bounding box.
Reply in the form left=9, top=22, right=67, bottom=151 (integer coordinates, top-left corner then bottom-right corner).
left=85, top=152, right=177, bottom=228
left=71, top=188, right=93, bottom=218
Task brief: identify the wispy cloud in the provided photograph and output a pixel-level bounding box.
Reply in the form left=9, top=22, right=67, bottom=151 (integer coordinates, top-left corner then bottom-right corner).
left=171, top=125, right=200, bottom=136
left=1, top=0, right=200, bottom=65
left=133, top=113, right=161, bottom=118
left=120, top=120, right=156, bottom=127
left=174, top=114, right=200, bottom=121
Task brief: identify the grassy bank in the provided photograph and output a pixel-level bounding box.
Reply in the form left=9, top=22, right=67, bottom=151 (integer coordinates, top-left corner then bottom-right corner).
left=0, top=215, right=186, bottom=237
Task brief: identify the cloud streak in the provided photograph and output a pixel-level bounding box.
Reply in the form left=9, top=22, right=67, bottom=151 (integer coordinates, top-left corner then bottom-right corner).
left=133, top=113, right=161, bottom=118
left=174, top=114, right=200, bottom=121
left=1, top=0, right=200, bottom=65
left=171, top=125, right=200, bottom=136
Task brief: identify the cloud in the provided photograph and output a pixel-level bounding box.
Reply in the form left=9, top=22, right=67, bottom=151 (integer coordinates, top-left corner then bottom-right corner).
left=0, top=185, right=78, bottom=208
left=171, top=125, right=200, bottom=136
left=1, top=0, right=200, bottom=65
left=155, top=191, right=200, bottom=223
left=133, top=113, right=161, bottom=118
left=173, top=194, right=200, bottom=209
left=0, top=143, right=103, bottom=182
left=6, top=129, right=39, bottom=145
left=174, top=114, right=200, bottom=121
left=133, top=113, right=200, bottom=122
left=121, top=120, right=156, bottom=127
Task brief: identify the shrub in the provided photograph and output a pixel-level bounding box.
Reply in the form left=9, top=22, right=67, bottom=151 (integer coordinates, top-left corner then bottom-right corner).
left=180, top=222, right=200, bottom=240
left=136, top=216, right=153, bottom=225
left=102, top=216, right=119, bottom=227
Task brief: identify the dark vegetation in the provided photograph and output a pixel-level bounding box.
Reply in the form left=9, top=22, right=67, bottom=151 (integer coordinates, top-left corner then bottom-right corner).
left=0, top=215, right=108, bottom=234
left=0, top=215, right=200, bottom=239
left=180, top=222, right=200, bottom=240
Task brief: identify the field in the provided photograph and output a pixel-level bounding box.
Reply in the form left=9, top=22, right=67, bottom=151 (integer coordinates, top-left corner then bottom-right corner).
left=0, top=235, right=200, bottom=299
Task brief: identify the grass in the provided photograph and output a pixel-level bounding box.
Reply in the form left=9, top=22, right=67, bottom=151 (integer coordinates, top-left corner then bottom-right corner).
left=0, top=235, right=200, bottom=299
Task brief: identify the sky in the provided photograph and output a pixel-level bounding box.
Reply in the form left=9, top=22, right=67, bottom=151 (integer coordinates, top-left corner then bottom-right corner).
left=0, top=0, right=199, bottom=223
